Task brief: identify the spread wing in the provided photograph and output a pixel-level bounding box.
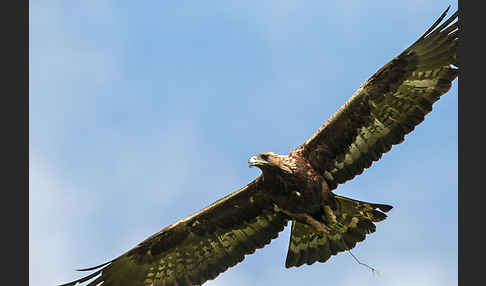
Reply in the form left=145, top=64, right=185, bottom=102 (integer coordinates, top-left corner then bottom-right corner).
left=60, top=177, right=289, bottom=286
left=295, top=8, right=458, bottom=190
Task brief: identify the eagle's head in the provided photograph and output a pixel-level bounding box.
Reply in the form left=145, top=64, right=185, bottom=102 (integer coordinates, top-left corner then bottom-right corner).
left=248, top=152, right=293, bottom=174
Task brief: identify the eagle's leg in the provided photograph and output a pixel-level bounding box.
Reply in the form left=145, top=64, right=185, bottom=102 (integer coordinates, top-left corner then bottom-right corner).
left=319, top=181, right=346, bottom=233
left=321, top=204, right=346, bottom=233
left=280, top=209, right=330, bottom=236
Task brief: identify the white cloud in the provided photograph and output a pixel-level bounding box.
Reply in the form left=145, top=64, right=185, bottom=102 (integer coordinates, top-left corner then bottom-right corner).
left=29, top=0, right=124, bottom=158
left=29, top=0, right=120, bottom=85
left=29, top=154, right=98, bottom=286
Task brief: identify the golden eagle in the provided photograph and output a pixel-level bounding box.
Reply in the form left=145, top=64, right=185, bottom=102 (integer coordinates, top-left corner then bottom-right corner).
left=61, top=8, right=458, bottom=286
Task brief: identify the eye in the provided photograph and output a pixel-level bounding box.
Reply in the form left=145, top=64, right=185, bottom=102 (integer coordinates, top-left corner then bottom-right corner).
left=260, top=154, right=269, bottom=160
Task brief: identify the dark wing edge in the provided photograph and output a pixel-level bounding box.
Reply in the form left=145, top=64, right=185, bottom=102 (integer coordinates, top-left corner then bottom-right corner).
left=295, top=8, right=458, bottom=190
left=59, top=177, right=289, bottom=286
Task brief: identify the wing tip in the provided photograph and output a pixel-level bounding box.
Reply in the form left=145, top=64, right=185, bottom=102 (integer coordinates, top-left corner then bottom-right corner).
left=416, top=6, right=457, bottom=42
left=75, top=261, right=111, bottom=272
left=375, top=203, right=393, bottom=213
left=58, top=261, right=112, bottom=286
left=57, top=269, right=103, bottom=286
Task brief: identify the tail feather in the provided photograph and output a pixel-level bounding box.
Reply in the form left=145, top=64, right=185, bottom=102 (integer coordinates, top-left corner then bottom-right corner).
left=285, top=195, right=392, bottom=268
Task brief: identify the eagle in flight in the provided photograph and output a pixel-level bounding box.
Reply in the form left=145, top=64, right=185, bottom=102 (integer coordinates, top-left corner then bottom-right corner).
left=61, top=8, right=458, bottom=286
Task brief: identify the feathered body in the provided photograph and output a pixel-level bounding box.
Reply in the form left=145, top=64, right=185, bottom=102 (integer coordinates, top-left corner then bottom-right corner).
left=255, top=152, right=323, bottom=215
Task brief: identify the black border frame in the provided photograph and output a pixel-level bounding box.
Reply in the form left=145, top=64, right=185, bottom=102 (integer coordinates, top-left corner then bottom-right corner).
left=458, top=0, right=478, bottom=285
left=5, top=0, right=28, bottom=285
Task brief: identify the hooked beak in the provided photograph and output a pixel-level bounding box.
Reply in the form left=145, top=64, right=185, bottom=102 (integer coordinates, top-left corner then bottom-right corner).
left=248, top=156, right=263, bottom=168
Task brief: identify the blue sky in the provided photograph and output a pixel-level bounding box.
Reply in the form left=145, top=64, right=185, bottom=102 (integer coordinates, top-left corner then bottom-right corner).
left=30, top=1, right=458, bottom=285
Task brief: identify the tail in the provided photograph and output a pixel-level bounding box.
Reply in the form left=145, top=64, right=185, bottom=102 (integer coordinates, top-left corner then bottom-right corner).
left=285, top=194, right=392, bottom=268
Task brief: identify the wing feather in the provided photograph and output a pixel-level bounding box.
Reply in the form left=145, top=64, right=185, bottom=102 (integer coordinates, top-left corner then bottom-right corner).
left=296, top=8, right=458, bottom=190
left=285, top=195, right=392, bottom=268
left=60, top=177, right=289, bottom=286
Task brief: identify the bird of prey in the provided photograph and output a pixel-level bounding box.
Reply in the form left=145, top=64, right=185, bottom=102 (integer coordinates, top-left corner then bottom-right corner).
left=61, top=7, right=458, bottom=286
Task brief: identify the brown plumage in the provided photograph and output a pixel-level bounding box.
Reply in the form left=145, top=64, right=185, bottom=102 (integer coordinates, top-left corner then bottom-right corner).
left=60, top=8, right=458, bottom=286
